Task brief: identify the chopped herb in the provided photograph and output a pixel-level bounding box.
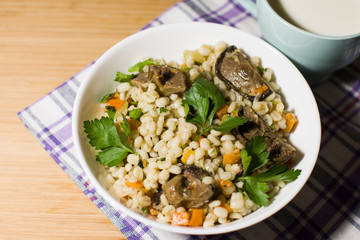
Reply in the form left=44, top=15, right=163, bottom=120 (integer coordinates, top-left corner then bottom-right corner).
left=83, top=117, right=133, bottom=167
left=160, top=157, right=166, bottom=161
left=218, top=161, right=224, bottom=169
left=182, top=76, right=247, bottom=140
left=243, top=164, right=302, bottom=182
left=128, top=59, right=159, bottom=73
left=100, top=91, right=116, bottom=103
left=142, top=206, right=149, bottom=215
left=258, top=67, right=266, bottom=75
left=181, top=144, right=187, bottom=149
left=214, top=115, right=248, bottom=132
left=129, top=108, right=144, bottom=120
left=130, top=101, right=138, bottom=107
left=119, top=113, right=131, bottom=137
left=237, top=136, right=301, bottom=206
left=114, top=72, right=135, bottom=82
left=243, top=179, right=269, bottom=206
left=237, top=187, right=247, bottom=197
left=241, top=136, right=269, bottom=176
left=159, top=107, right=168, bottom=113
left=180, top=66, right=191, bottom=71
left=183, top=76, right=225, bottom=128
left=105, top=106, right=116, bottom=121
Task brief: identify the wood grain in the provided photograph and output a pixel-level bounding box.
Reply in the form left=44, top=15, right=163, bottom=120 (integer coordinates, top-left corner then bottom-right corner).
left=0, top=0, right=179, bottom=239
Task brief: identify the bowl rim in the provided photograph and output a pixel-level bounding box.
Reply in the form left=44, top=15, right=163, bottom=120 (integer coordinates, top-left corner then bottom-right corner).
left=72, top=22, right=321, bottom=235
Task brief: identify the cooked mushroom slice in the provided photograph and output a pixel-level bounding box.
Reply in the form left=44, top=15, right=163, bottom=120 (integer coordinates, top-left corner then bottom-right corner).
left=129, top=70, right=149, bottom=87
left=131, top=65, right=187, bottom=96
left=233, top=106, right=296, bottom=164
left=150, top=189, right=163, bottom=212
left=163, top=165, right=220, bottom=209
left=215, top=45, right=273, bottom=100
left=266, top=137, right=296, bottom=163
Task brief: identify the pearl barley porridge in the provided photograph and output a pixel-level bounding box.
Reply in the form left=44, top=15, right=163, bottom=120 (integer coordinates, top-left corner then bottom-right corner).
left=83, top=42, right=300, bottom=227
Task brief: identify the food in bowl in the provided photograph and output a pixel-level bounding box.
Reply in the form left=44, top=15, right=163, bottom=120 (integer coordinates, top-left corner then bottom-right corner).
left=82, top=42, right=301, bottom=227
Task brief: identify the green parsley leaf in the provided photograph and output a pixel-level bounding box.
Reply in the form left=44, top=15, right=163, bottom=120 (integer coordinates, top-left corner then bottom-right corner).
left=244, top=164, right=302, bottom=182
left=130, top=101, right=138, bottom=107
left=159, top=107, right=168, bottom=114
left=218, top=161, right=224, bottom=169
left=99, top=91, right=116, bottom=103
left=129, top=108, right=144, bottom=120
left=214, top=115, right=248, bottom=132
left=236, top=136, right=301, bottom=206
left=242, top=179, right=269, bottom=206
left=258, top=67, right=265, bottom=75
left=183, top=77, right=248, bottom=140
left=241, top=136, right=269, bottom=176
left=83, top=117, right=122, bottom=150
left=114, top=72, right=135, bottom=82
left=237, top=187, right=247, bottom=198
left=240, top=149, right=252, bottom=175
left=97, top=147, right=131, bottom=167
left=181, top=144, right=187, bottom=149
left=183, top=76, right=226, bottom=128
left=183, top=102, right=190, bottom=116
left=238, top=164, right=301, bottom=206
left=105, top=106, right=116, bottom=121
left=120, top=113, right=131, bottom=136
left=180, top=66, right=191, bottom=71
left=118, top=130, right=131, bottom=150
left=83, top=116, right=133, bottom=167
left=142, top=206, right=149, bottom=215
left=128, top=59, right=159, bottom=73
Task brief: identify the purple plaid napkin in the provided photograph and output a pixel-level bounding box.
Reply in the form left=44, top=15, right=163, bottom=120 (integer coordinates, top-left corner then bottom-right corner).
left=18, top=0, right=360, bottom=239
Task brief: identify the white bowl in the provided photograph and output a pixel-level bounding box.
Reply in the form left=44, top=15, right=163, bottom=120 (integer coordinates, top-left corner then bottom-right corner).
left=72, top=22, right=321, bottom=235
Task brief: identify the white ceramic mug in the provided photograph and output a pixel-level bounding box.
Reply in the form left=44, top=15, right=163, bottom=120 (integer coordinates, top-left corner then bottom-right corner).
left=239, top=0, right=360, bottom=84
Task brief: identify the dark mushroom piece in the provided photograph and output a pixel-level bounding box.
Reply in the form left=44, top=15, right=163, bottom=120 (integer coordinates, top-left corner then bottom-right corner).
left=215, top=45, right=273, bottom=101
left=149, top=189, right=163, bottom=212
left=131, top=65, right=187, bottom=96
left=162, top=165, right=221, bottom=209
left=234, top=105, right=296, bottom=164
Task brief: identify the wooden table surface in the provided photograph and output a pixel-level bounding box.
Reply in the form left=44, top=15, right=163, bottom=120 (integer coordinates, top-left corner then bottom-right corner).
left=0, top=1, right=179, bottom=239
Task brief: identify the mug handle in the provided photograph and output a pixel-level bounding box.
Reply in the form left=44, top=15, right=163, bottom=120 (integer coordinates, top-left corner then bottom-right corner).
left=237, top=0, right=258, bottom=17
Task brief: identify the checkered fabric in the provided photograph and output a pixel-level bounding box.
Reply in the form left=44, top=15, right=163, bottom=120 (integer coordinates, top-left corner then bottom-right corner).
left=18, top=0, right=360, bottom=239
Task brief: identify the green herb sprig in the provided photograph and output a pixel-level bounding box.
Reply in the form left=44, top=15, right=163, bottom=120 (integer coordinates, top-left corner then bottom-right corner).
left=182, top=76, right=248, bottom=140
left=105, top=106, right=116, bottom=121
left=128, top=59, right=159, bottom=73
left=83, top=116, right=133, bottom=167
left=129, top=108, right=144, bottom=120
left=159, top=107, right=168, bottom=114
left=237, top=136, right=301, bottom=206
left=114, top=58, right=159, bottom=83
left=114, top=72, right=135, bottom=83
